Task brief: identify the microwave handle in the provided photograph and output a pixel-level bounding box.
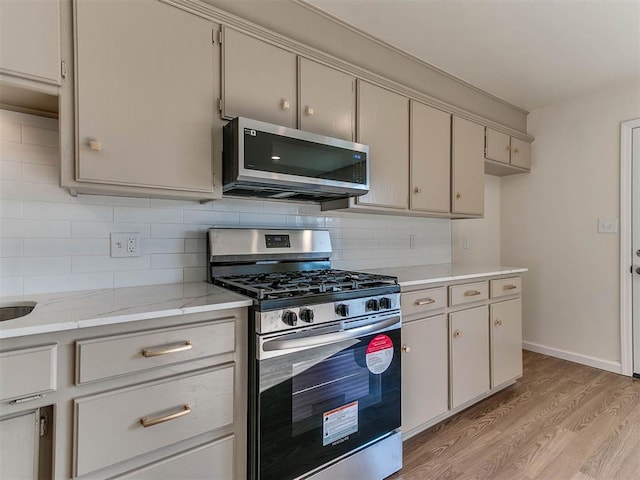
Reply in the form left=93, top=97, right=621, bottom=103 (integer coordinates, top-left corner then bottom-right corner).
left=262, top=316, right=400, bottom=353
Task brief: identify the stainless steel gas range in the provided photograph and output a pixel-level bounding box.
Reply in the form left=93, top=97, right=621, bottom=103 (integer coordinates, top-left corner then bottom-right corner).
left=208, top=228, right=402, bottom=480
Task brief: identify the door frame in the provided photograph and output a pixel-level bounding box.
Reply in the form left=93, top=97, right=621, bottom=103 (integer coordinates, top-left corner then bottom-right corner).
left=620, top=118, right=640, bottom=376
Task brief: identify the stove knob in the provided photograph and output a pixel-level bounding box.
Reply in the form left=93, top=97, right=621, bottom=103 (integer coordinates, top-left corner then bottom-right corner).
left=282, top=311, right=298, bottom=326
left=379, top=297, right=392, bottom=309
left=366, top=299, right=380, bottom=311
left=335, top=304, right=349, bottom=317
left=300, top=308, right=314, bottom=323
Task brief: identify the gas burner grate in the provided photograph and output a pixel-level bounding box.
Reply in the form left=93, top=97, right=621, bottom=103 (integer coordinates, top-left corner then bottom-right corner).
left=213, top=269, right=398, bottom=300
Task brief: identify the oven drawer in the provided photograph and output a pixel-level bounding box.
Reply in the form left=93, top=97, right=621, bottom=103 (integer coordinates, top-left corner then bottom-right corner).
left=73, top=365, right=234, bottom=477
left=0, top=344, right=57, bottom=402
left=401, top=287, right=446, bottom=317
left=490, top=277, right=521, bottom=298
left=449, top=281, right=488, bottom=306
left=116, top=436, right=234, bottom=480
left=76, top=319, right=235, bottom=384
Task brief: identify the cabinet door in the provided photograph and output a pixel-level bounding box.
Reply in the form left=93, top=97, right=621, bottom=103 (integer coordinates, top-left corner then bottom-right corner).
left=410, top=101, right=450, bottom=213
left=223, top=27, right=296, bottom=128
left=299, top=58, right=355, bottom=141
left=491, top=298, right=523, bottom=387
left=0, top=410, right=39, bottom=479
left=356, top=80, right=409, bottom=209
left=450, top=305, right=489, bottom=409
left=0, top=0, right=60, bottom=84
left=485, top=127, right=510, bottom=164
left=75, top=0, right=216, bottom=192
left=452, top=117, right=484, bottom=216
left=510, top=137, right=531, bottom=170
left=401, top=315, right=448, bottom=433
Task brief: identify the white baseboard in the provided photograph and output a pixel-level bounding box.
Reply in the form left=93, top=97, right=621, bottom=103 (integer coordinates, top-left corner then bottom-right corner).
left=523, top=341, right=622, bottom=374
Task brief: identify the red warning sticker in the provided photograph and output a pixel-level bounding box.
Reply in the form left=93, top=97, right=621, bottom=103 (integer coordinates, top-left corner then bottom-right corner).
left=365, top=334, right=394, bottom=374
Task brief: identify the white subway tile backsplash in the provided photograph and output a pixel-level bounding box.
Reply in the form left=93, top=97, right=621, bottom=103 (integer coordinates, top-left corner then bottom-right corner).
left=24, top=272, right=114, bottom=294
left=0, top=110, right=452, bottom=296
left=142, top=238, right=185, bottom=254
left=151, top=253, right=205, bottom=269
left=0, top=122, right=22, bottom=143
left=1, top=219, right=71, bottom=238
left=0, top=160, right=21, bottom=180
left=72, top=255, right=150, bottom=273
left=24, top=238, right=110, bottom=257
left=0, top=239, right=23, bottom=257
left=0, top=200, right=22, bottom=219
left=114, top=206, right=183, bottom=224
left=72, top=222, right=151, bottom=239
left=114, top=268, right=182, bottom=288
left=23, top=202, right=113, bottom=222
left=22, top=125, right=59, bottom=149
left=1, top=257, right=71, bottom=276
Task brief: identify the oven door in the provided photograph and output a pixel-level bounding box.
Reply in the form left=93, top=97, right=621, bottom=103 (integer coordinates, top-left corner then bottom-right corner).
left=251, top=314, right=401, bottom=480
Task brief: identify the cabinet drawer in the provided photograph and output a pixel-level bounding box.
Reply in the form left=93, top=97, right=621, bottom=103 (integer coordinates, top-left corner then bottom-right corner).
left=401, top=287, right=447, bottom=317
left=449, top=281, right=488, bottom=306
left=116, top=436, right=234, bottom=480
left=0, top=344, right=57, bottom=402
left=76, top=319, right=235, bottom=384
left=490, top=277, right=521, bottom=298
left=74, top=365, right=234, bottom=477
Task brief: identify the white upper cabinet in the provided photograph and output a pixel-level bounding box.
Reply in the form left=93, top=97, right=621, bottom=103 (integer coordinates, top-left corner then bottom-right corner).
left=0, top=0, right=61, bottom=85
left=510, top=137, right=531, bottom=170
left=452, top=116, right=484, bottom=216
left=485, top=128, right=511, bottom=164
left=222, top=27, right=297, bottom=128
left=74, top=0, right=217, bottom=194
left=356, top=80, right=409, bottom=209
left=299, top=58, right=355, bottom=141
left=485, top=127, right=532, bottom=173
left=410, top=101, right=451, bottom=213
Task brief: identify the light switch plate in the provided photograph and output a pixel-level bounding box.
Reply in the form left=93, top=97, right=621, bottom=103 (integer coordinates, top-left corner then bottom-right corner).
left=597, top=218, right=618, bottom=234
left=110, top=232, right=140, bottom=257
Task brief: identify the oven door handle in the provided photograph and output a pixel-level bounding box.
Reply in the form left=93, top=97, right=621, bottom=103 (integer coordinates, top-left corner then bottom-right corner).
left=262, top=316, right=400, bottom=352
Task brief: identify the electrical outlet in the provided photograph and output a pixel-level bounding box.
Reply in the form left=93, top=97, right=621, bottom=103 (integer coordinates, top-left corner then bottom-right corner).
left=463, top=235, right=471, bottom=249
left=409, top=234, right=416, bottom=249
left=111, top=233, right=140, bottom=257
left=597, top=218, right=618, bottom=234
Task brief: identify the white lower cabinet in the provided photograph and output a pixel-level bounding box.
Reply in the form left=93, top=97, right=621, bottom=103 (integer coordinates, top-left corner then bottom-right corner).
left=401, top=314, right=448, bottom=434
left=450, top=305, right=490, bottom=409
left=400, top=275, right=523, bottom=438
left=491, top=298, right=523, bottom=387
left=0, top=410, right=39, bottom=480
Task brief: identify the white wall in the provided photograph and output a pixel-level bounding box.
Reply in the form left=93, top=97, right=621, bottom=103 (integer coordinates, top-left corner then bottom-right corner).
left=501, top=80, right=640, bottom=372
left=452, top=174, right=501, bottom=266
left=0, top=109, right=451, bottom=297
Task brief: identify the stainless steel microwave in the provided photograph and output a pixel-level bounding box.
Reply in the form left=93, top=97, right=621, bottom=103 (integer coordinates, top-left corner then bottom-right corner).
left=222, top=117, right=369, bottom=202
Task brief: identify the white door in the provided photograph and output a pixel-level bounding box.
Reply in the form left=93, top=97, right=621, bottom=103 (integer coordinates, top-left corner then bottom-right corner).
left=633, top=127, right=640, bottom=375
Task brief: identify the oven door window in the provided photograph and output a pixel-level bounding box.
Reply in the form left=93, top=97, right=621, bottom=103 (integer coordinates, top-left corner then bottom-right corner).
left=256, top=326, right=401, bottom=480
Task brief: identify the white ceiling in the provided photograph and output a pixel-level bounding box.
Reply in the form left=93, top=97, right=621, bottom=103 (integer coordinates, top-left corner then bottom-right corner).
left=302, top=0, right=640, bottom=111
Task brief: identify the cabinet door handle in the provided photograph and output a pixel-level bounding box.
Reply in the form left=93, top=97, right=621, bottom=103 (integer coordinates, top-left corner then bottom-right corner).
left=415, top=298, right=435, bottom=306
left=513, top=148, right=520, bottom=154
left=503, top=284, right=518, bottom=290
left=453, top=330, right=462, bottom=338
left=89, top=139, right=102, bottom=151
left=281, top=99, right=290, bottom=110
left=305, top=106, right=314, bottom=116
left=463, top=290, right=482, bottom=297
left=494, top=319, right=503, bottom=326
left=456, top=192, right=462, bottom=199
left=142, top=341, right=192, bottom=358
left=140, top=404, right=191, bottom=428
left=414, top=187, right=422, bottom=194
left=401, top=345, right=411, bottom=353
left=505, top=145, right=511, bottom=152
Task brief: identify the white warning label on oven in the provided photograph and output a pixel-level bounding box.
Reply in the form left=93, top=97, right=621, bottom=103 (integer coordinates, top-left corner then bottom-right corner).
left=323, top=401, right=358, bottom=446
left=366, top=334, right=394, bottom=374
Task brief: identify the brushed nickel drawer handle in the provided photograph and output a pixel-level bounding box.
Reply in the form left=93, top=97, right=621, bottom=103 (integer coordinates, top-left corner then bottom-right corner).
left=142, top=341, right=192, bottom=358
left=140, top=404, right=191, bottom=428
left=415, top=298, right=436, bottom=306
left=503, top=284, right=518, bottom=290
left=463, top=290, right=482, bottom=297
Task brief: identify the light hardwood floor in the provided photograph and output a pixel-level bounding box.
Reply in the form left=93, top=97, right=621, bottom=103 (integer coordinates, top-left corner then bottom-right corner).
left=391, top=350, right=640, bottom=480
